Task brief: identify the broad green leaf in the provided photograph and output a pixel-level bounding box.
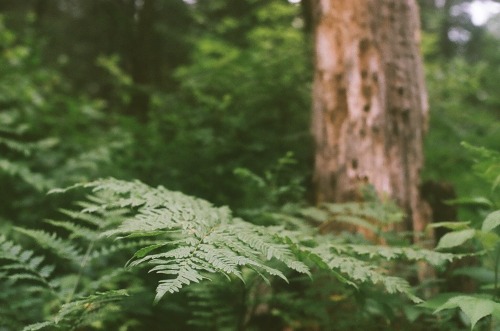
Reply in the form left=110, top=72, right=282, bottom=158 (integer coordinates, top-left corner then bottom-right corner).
left=434, top=295, right=500, bottom=330
left=446, top=197, right=493, bottom=208
left=482, top=210, right=500, bottom=232
left=419, top=292, right=462, bottom=310
left=474, top=230, right=499, bottom=250
left=493, top=174, right=500, bottom=190
left=133, top=243, right=167, bottom=258
left=427, top=221, right=470, bottom=231
left=403, top=306, right=424, bottom=322
left=452, top=267, right=495, bottom=284
left=436, top=229, right=475, bottom=250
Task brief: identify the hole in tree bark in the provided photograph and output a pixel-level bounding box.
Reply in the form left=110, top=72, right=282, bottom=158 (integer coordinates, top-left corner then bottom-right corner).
left=362, top=85, right=372, bottom=98
left=359, top=38, right=370, bottom=54
left=352, top=159, right=358, bottom=169
left=329, top=173, right=337, bottom=191
left=402, top=109, right=410, bottom=121
left=392, top=122, right=399, bottom=135
left=363, top=104, right=370, bottom=112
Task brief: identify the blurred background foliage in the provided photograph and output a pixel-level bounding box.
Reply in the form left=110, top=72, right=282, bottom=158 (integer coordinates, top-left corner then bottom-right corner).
left=1, top=0, right=498, bottom=220
left=0, top=0, right=499, bottom=329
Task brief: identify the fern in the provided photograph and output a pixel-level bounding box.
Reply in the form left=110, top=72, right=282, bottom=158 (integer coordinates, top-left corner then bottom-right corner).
left=2, top=189, right=139, bottom=329
left=0, top=235, right=56, bottom=289
left=301, top=198, right=405, bottom=234
left=71, top=179, right=308, bottom=302
left=0, top=108, right=55, bottom=191
left=0, top=235, right=58, bottom=329
left=335, top=244, right=459, bottom=266
left=50, top=178, right=462, bottom=305
left=15, top=228, right=83, bottom=263
left=4, top=177, right=467, bottom=329
left=22, top=290, right=129, bottom=331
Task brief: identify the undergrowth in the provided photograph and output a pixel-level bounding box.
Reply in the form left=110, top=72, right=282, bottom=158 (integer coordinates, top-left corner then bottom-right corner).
left=1, top=176, right=462, bottom=330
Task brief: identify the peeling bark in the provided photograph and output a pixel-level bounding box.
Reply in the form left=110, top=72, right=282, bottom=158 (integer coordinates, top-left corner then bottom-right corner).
left=311, top=0, right=431, bottom=243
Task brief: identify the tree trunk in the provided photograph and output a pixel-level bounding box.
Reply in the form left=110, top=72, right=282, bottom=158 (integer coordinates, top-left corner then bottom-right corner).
left=311, top=0, right=431, bottom=241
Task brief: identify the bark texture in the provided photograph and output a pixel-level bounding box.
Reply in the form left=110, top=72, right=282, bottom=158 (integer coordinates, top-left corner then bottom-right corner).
left=311, top=0, right=430, bottom=238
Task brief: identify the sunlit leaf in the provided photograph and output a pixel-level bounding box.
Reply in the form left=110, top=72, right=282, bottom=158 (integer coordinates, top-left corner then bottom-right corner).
left=434, top=295, right=500, bottom=330
left=482, top=210, right=500, bottom=232
left=436, top=229, right=475, bottom=250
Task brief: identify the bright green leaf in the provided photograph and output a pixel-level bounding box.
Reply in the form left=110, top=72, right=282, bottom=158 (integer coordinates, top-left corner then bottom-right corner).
left=427, top=221, right=470, bottom=231
left=133, top=243, right=167, bottom=258
left=436, top=229, right=476, bottom=250
left=434, top=296, right=500, bottom=330
left=446, top=197, right=493, bottom=208
left=482, top=210, right=500, bottom=232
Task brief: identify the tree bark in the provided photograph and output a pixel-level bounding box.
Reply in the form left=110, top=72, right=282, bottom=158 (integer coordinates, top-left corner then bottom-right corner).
left=311, top=0, right=431, bottom=241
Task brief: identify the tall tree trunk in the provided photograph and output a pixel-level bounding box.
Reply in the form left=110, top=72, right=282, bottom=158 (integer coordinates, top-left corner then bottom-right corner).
left=129, top=0, right=155, bottom=122
left=311, top=0, right=431, bottom=242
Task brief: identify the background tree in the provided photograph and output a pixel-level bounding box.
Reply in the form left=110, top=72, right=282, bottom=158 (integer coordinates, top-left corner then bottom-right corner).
left=310, top=0, right=431, bottom=241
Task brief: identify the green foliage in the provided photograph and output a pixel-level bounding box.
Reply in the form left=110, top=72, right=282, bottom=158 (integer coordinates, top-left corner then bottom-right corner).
left=0, top=1, right=499, bottom=330
left=0, top=235, right=58, bottom=329
left=423, top=46, right=500, bottom=222
left=1, top=176, right=464, bottom=330
left=0, top=190, right=146, bottom=330
left=0, top=235, right=55, bottom=287
left=22, top=290, right=130, bottom=331
left=423, top=145, right=500, bottom=330
left=124, top=0, right=312, bottom=207
left=56, top=178, right=424, bottom=302
left=0, top=16, right=53, bottom=191
left=0, top=15, right=130, bottom=229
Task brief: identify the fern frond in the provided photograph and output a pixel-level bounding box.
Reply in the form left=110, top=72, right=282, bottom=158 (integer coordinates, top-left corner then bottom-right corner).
left=186, top=276, right=246, bottom=329
left=322, top=201, right=404, bottom=225
left=22, top=289, right=129, bottom=331
left=308, top=244, right=422, bottom=303
left=89, top=239, right=164, bottom=262
left=0, top=235, right=56, bottom=289
left=57, top=208, right=103, bottom=227
left=52, top=177, right=462, bottom=306
left=153, top=261, right=207, bottom=302
left=14, top=228, right=82, bottom=263
left=0, top=159, right=50, bottom=191
left=45, top=220, right=99, bottom=242
left=63, top=178, right=310, bottom=302
left=344, top=244, right=459, bottom=266
left=21, top=321, right=54, bottom=331
left=0, top=136, right=31, bottom=155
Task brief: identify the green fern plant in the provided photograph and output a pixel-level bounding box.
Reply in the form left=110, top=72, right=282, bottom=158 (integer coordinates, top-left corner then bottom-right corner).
left=0, top=235, right=58, bottom=329
left=57, top=179, right=461, bottom=302
left=1, top=175, right=465, bottom=330
left=0, top=110, right=54, bottom=191
left=0, top=190, right=151, bottom=330
left=53, top=178, right=311, bottom=303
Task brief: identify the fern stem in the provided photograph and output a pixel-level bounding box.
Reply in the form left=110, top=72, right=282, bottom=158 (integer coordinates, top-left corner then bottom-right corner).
left=66, top=240, right=95, bottom=304
left=494, top=243, right=500, bottom=300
